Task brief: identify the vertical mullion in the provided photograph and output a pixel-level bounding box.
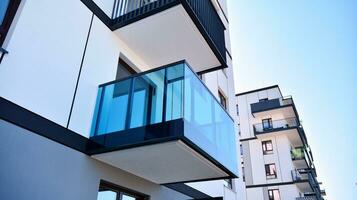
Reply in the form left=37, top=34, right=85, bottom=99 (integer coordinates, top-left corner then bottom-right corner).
left=162, top=68, right=168, bottom=122
left=125, top=78, right=135, bottom=129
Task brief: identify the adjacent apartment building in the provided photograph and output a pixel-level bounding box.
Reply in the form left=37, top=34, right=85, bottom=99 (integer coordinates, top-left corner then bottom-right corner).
left=236, top=85, right=326, bottom=200
left=0, top=0, right=244, bottom=200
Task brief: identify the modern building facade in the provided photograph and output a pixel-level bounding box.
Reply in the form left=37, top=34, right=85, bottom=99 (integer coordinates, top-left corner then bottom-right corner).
left=236, top=85, right=326, bottom=200
left=0, top=0, right=243, bottom=200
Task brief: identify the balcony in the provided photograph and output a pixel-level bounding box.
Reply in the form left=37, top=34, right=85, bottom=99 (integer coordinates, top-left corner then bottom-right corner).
left=253, top=118, right=309, bottom=147
left=292, top=169, right=324, bottom=200
left=291, top=147, right=314, bottom=169
left=296, top=197, right=317, bottom=200
left=253, top=117, right=299, bottom=134
left=250, top=96, right=299, bottom=119
left=81, top=0, right=227, bottom=73
left=88, top=61, right=238, bottom=184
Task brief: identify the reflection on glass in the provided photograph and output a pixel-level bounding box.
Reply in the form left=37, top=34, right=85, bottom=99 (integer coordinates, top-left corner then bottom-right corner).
left=97, top=191, right=117, bottom=200
left=130, top=69, right=165, bottom=128
left=122, top=194, right=136, bottom=200
left=0, top=0, right=9, bottom=25
left=183, top=66, right=238, bottom=174
left=91, top=62, right=238, bottom=175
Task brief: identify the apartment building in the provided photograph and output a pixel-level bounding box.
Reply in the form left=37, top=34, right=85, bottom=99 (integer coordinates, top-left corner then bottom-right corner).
left=0, top=0, right=243, bottom=200
left=236, top=85, right=326, bottom=200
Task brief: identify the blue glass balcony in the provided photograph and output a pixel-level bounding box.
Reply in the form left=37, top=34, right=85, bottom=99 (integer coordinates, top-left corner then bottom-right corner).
left=89, top=61, right=238, bottom=184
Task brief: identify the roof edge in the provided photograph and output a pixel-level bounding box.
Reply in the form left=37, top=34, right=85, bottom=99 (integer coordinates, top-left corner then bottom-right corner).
left=236, top=85, right=281, bottom=97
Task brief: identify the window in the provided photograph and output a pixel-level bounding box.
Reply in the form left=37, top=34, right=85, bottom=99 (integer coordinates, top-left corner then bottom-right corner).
left=242, top=166, right=246, bottom=182
left=0, top=0, right=21, bottom=46
left=262, top=140, right=273, bottom=155
left=97, top=181, right=148, bottom=200
left=236, top=104, right=239, bottom=115
left=240, top=144, right=243, bottom=155
left=265, top=163, right=277, bottom=179
left=259, top=98, right=268, bottom=102
left=218, top=91, right=227, bottom=110
left=268, top=189, right=280, bottom=200
left=262, top=118, right=273, bottom=130
left=116, top=58, right=137, bottom=80
left=224, top=179, right=233, bottom=189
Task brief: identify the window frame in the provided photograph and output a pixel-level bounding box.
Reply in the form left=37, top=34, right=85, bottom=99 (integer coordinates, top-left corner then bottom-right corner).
left=262, top=140, right=273, bottom=155
left=268, top=189, right=280, bottom=200
left=0, top=0, right=21, bottom=46
left=224, top=179, right=233, bottom=190
left=218, top=90, right=227, bottom=110
left=97, top=180, right=149, bottom=200
left=265, top=163, right=277, bottom=179
left=262, top=118, right=273, bottom=130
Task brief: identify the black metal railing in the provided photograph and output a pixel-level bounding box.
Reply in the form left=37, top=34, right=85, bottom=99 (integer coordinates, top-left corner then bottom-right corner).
left=253, top=117, right=299, bottom=134
left=251, top=96, right=295, bottom=113
left=85, top=0, right=226, bottom=63
left=184, top=0, right=226, bottom=62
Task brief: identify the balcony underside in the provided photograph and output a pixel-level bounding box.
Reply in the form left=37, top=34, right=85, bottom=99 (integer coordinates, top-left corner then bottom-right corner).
left=92, top=140, right=230, bottom=184
left=295, top=180, right=314, bottom=194
left=293, top=158, right=309, bottom=169
left=255, top=127, right=303, bottom=146
left=252, top=105, right=297, bottom=119
left=114, top=5, right=222, bottom=73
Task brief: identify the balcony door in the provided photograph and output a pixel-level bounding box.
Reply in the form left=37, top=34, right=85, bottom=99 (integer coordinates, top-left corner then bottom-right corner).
left=262, top=118, right=273, bottom=130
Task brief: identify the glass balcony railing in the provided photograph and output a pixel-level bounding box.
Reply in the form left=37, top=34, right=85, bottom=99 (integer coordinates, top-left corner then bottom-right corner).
left=253, top=117, right=299, bottom=134
left=90, top=60, right=238, bottom=176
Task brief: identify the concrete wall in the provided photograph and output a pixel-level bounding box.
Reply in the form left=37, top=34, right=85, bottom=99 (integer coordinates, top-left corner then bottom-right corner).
left=0, top=119, right=189, bottom=200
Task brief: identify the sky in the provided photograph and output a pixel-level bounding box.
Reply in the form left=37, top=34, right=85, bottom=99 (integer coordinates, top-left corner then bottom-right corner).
left=227, top=0, right=357, bottom=199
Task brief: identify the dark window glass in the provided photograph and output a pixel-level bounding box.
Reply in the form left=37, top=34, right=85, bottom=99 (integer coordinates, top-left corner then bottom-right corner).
left=0, top=0, right=10, bottom=25
left=262, top=140, right=273, bottom=155
left=262, top=118, right=273, bottom=130
left=218, top=91, right=227, bottom=110
left=259, top=98, right=268, bottom=102
left=116, top=58, right=136, bottom=80
left=97, top=181, right=148, bottom=200
left=224, top=179, right=233, bottom=189
left=268, top=189, right=280, bottom=200
left=0, top=0, right=21, bottom=46
left=236, top=104, right=239, bottom=115
left=265, top=163, right=277, bottom=179
left=242, top=166, right=245, bottom=182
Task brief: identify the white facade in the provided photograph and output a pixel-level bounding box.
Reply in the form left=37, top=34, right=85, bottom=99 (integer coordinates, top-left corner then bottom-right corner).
left=236, top=86, right=325, bottom=200
left=0, top=0, right=243, bottom=200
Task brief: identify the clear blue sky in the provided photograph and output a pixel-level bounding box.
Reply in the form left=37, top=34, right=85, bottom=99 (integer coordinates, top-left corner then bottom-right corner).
left=228, top=0, right=357, bottom=199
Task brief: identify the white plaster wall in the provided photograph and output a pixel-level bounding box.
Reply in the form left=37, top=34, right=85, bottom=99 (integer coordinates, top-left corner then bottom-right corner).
left=248, top=139, right=266, bottom=184
left=0, top=119, right=190, bottom=200
left=246, top=188, right=264, bottom=200
left=186, top=180, right=225, bottom=197
left=276, top=135, right=296, bottom=182
left=237, top=87, right=282, bottom=140
left=67, top=15, right=150, bottom=137
left=0, top=0, right=93, bottom=126
left=92, top=0, right=114, bottom=17
left=279, top=184, right=301, bottom=200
